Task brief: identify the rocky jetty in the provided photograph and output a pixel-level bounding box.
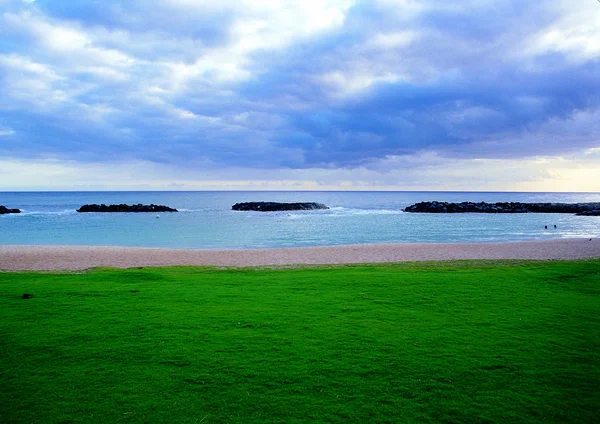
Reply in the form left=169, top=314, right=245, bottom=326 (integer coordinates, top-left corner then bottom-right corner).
left=232, top=202, right=329, bottom=212
left=577, top=209, right=600, bottom=216
left=404, top=201, right=600, bottom=216
left=0, top=205, right=21, bottom=214
left=77, top=204, right=178, bottom=213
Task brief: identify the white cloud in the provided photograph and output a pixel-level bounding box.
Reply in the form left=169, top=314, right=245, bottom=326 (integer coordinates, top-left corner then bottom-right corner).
left=0, top=54, right=62, bottom=81
left=0, top=12, right=138, bottom=115
left=521, top=0, right=600, bottom=61
left=0, top=54, right=72, bottom=110
left=74, top=66, right=130, bottom=82
left=151, top=0, right=354, bottom=88
left=316, top=29, right=420, bottom=97
left=319, top=70, right=402, bottom=97
left=367, top=31, right=419, bottom=49
left=4, top=11, right=136, bottom=67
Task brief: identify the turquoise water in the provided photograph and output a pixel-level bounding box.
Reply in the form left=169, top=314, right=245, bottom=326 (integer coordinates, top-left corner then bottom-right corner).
left=1, top=191, right=599, bottom=248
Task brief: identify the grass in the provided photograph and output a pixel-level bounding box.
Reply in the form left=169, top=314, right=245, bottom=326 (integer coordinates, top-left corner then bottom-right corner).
left=1, top=260, right=599, bottom=423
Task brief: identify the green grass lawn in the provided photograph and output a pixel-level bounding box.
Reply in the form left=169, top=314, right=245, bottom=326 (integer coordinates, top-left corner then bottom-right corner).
left=1, top=260, right=599, bottom=423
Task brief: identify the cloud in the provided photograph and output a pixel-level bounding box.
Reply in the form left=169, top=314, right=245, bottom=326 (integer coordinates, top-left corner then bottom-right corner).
left=0, top=0, right=598, bottom=190
left=2, top=149, right=599, bottom=192
left=521, top=0, right=600, bottom=62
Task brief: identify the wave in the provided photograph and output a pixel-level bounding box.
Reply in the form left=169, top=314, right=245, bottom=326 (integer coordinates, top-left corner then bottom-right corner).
left=4, top=209, right=78, bottom=217
left=282, top=207, right=403, bottom=220
left=1, top=207, right=404, bottom=218
left=177, top=208, right=222, bottom=213
left=328, top=207, right=403, bottom=215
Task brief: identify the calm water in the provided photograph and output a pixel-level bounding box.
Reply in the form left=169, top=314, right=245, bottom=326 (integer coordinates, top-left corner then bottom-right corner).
left=1, top=191, right=599, bottom=248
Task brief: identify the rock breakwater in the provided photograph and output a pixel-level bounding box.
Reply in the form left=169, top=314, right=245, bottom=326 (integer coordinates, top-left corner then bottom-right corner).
left=404, top=201, right=600, bottom=216
left=0, top=205, right=21, bottom=214
left=232, top=202, right=329, bottom=212
left=77, top=204, right=178, bottom=213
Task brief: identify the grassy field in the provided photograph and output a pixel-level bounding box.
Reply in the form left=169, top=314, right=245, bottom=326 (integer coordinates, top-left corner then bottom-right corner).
left=1, top=260, right=599, bottom=423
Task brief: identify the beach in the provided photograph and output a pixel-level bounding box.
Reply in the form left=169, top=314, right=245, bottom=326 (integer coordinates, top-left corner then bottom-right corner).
left=1, top=238, right=598, bottom=271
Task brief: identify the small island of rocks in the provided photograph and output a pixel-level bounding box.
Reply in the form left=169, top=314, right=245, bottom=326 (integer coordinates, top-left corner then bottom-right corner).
left=0, top=205, right=21, bottom=214
left=77, top=204, right=178, bottom=213
left=232, top=202, right=329, bottom=212
left=404, top=201, right=600, bottom=216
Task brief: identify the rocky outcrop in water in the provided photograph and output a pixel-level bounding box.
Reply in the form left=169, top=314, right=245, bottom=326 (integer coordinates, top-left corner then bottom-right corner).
left=404, top=201, right=600, bottom=216
left=577, top=209, right=600, bottom=216
left=0, top=205, right=21, bottom=214
left=77, top=204, right=178, bottom=213
left=232, top=202, right=329, bottom=212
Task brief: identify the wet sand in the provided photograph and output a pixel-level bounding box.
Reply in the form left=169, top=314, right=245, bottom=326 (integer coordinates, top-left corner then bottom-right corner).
left=0, top=238, right=598, bottom=271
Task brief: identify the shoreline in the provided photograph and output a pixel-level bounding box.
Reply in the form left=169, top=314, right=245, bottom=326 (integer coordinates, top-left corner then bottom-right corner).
left=1, top=238, right=599, bottom=271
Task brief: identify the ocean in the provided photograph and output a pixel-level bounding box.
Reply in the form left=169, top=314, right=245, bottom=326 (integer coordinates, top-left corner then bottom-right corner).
left=1, top=191, right=599, bottom=249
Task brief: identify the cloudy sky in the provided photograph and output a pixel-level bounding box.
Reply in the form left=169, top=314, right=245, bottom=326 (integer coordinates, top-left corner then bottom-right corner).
left=1, top=0, right=599, bottom=191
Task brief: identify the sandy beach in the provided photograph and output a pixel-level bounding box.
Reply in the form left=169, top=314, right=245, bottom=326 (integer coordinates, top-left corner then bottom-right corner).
left=0, top=238, right=598, bottom=271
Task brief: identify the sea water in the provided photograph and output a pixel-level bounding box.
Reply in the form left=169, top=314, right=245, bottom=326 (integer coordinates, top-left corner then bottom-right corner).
left=1, top=191, right=599, bottom=249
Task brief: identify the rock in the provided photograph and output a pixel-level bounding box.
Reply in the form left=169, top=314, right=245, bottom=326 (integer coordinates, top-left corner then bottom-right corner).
left=76, top=204, right=178, bottom=213
left=576, top=209, right=600, bottom=216
left=404, top=201, right=600, bottom=216
left=232, top=202, right=329, bottom=212
left=0, top=205, right=21, bottom=214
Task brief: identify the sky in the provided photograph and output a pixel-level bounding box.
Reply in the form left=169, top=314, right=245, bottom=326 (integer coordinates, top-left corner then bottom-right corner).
left=0, top=0, right=599, bottom=191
